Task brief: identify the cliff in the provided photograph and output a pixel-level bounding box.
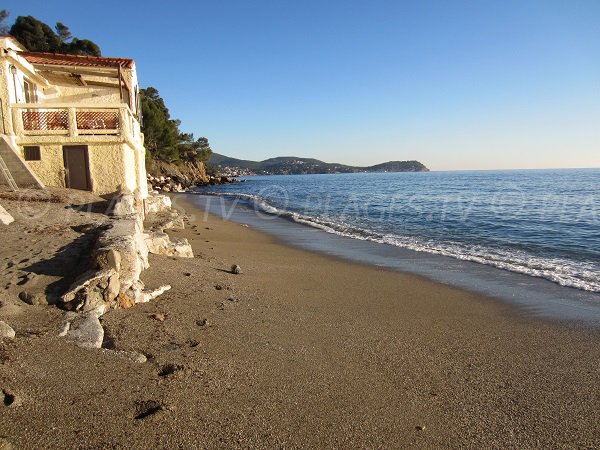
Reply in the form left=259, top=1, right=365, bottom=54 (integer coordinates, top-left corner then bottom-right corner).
left=146, top=159, right=209, bottom=188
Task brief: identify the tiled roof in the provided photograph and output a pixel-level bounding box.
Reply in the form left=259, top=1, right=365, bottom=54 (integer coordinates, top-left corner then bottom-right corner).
left=19, top=51, right=135, bottom=69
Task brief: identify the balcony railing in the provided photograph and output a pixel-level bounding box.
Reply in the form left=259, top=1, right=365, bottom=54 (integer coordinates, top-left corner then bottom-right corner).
left=11, top=104, right=141, bottom=142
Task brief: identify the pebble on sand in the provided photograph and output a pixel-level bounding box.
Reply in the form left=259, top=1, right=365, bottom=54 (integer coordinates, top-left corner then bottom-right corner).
left=151, top=313, right=166, bottom=322
left=231, top=264, right=241, bottom=274
left=0, top=321, right=15, bottom=340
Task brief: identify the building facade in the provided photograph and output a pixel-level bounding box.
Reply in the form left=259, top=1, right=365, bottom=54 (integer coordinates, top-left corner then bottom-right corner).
left=0, top=36, right=148, bottom=199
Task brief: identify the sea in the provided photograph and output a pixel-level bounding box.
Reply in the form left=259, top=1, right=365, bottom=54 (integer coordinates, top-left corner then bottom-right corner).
left=188, top=169, right=600, bottom=323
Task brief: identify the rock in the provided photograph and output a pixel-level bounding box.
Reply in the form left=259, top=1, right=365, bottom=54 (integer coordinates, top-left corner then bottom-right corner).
left=151, top=312, right=166, bottom=322
left=144, top=195, right=172, bottom=214
left=18, top=290, right=46, bottom=306
left=195, top=318, right=207, bottom=327
left=1, top=388, right=21, bottom=407
left=60, top=270, right=116, bottom=312
left=231, top=264, right=241, bottom=274
left=105, top=274, right=121, bottom=301
left=0, top=321, right=15, bottom=339
left=0, top=204, right=14, bottom=226
left=116, top=292, right=135, bottom=309
left=163, top=343, right=181, bottom=352
left=95, top=218, right=149, bottom=295
left=101, top=349, right=147, bottom=363
left=66, top=312, right=104, bottom=349
left=144, top=231, right=193, bottom=258
left=138, top=285, right=171, bottom=304
left=416, top=425, right=427, bottom=432
left=106, top=193, right=139, bottom=217
left=96, top=248, right=121, bottom=272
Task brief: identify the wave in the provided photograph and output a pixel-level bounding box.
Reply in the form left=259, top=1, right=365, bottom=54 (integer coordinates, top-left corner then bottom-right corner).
left=196, top=191, right=600, bottom=293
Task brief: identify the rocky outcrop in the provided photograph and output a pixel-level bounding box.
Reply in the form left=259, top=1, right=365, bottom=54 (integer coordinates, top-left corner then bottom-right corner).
left=146, top=159, right=208, bottom=192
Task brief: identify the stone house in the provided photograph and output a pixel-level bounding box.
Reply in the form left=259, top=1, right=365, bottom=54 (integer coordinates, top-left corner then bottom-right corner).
left=0, top=36, right=148, bottom=199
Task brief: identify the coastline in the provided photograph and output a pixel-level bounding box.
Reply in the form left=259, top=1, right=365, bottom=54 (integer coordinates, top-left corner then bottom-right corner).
left=184, top=190, right=600, bottom=324
left=1, top=192, right=599, bottom=448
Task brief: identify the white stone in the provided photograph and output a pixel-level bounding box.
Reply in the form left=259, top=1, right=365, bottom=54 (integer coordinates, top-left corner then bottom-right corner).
left=144, top=194, right=172, bottom=214
left=66, top=313, right=104, bottom=349
left=107, top=193, right=137, bottom=217
left=0, top=204, right=14, bottom=225
left=144, top=231, right=193, bottom=258
left=137, top=285, right=171, bottom=304
left=0, top=320, right=15, bottom=339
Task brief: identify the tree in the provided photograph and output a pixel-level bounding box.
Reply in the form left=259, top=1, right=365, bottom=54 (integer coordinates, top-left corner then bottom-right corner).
left=55, top=22, right=72, bottom=44
left=0, top=10, right=10, bottom=35
left=140, top=87, right=180, bottom=162
left=9, top=15, right=61, bottom=52
left=9, top=15, right=101, bottom=56
left=140, top=87, right=212, bottom=163
left=65, top=38, right=101, bottom=56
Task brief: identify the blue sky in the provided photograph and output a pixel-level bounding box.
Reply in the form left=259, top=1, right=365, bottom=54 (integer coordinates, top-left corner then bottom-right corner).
left=3, top=0, right=599, bottom=170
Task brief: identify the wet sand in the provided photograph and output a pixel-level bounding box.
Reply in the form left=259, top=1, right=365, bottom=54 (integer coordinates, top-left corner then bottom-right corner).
left=0, top=192, right=599, bottom=448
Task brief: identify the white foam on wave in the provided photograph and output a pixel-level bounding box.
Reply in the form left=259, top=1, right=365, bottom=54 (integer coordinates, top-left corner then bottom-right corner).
left=201, top=192, right=600, bottom=293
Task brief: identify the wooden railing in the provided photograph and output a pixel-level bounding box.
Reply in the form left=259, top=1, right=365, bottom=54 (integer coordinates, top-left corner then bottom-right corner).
left=11, top=104, right=141, bottom=142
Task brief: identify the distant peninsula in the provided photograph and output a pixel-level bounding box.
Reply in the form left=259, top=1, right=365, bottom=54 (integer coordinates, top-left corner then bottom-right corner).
left=209, top=153, right=429, bottom=176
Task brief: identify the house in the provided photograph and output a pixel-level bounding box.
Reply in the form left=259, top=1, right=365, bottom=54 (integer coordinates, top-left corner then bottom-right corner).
left=0, top=36, right=148, bottom=199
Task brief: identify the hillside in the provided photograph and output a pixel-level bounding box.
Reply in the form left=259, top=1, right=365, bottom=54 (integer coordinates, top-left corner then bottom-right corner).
left=209, top=154, right=429, bottom=176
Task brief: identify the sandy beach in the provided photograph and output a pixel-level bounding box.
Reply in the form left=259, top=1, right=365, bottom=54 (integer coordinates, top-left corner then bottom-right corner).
left=0, top=191, right=599, bottom=449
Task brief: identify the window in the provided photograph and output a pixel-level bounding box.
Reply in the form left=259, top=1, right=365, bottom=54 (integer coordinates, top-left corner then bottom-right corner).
left=23, top=79, right=38, bottom=104
left=24, top=146, right=41, bottom=161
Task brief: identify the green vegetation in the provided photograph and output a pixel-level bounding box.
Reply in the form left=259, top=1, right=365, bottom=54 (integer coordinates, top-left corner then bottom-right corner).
left=1, top=11, right=100, bottom=56
left=140, top=87, right=212, bottom=164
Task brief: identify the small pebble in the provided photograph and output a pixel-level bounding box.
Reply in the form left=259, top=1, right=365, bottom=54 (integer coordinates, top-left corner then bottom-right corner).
left=195, top=319, right=207, bottom=327
left=231, top=264, right=241, bottom=274
left=151, top=313, right=166, bottom=322
left=416, top=425, right=427, bottom=432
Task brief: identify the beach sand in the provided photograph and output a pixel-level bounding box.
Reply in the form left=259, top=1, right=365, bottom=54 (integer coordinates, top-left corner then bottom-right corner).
left=0, top=192, right=599, bottom=448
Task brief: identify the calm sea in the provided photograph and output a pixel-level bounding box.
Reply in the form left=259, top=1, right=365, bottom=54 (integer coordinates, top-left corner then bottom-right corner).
left=195, top=169, right=599, bottom=294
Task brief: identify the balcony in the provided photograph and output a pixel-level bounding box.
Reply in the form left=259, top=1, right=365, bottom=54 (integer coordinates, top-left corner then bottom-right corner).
left=10, top=103, right=142, bottom=144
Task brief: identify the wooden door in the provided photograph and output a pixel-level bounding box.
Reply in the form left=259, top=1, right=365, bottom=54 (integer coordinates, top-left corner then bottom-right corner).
left=63, top=145, right=90, bottom=191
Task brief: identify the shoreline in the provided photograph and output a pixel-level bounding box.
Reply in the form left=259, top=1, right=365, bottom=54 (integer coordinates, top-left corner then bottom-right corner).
left=179, top=191, right=600, bottom=325
left=1, top=191, right=599, bottom=448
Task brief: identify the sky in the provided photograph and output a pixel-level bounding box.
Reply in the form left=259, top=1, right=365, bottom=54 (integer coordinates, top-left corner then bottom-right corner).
left=3, top=0, right=599, bottom=170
